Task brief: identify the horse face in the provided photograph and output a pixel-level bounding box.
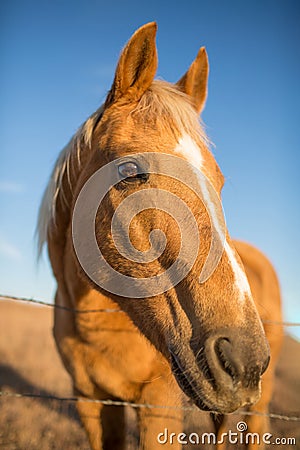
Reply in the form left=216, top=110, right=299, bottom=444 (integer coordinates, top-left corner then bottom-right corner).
left=74, top=23, right=270, bottom=414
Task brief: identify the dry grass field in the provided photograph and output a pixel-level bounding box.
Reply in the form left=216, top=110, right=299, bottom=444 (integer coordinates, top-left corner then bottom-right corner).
left=0, top=299, right=299, bottom=449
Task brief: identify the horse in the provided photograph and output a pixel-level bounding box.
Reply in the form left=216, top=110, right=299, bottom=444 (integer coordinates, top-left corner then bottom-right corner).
left=37, top=22, right=283, bottom=450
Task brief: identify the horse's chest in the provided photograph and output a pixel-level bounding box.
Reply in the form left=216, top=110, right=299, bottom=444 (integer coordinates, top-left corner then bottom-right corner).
left=75, top=311, right=164, bottom=384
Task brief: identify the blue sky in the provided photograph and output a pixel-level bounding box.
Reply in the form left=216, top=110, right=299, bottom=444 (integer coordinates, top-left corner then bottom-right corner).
left=1, top=1, right=299, bottom=338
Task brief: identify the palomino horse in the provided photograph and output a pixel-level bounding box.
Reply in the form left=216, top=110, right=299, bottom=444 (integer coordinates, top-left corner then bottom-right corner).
left=38, top=23, right=283, bottom=449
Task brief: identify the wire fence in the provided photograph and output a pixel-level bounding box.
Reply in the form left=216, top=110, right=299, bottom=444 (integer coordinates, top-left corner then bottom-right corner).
left=1, top=294, right=300, bottom=326
left=1, top=293, right=300, bottom=424
left=0, top=294, right=121, bottom=313
left=0, top=390, right=300, bottom=422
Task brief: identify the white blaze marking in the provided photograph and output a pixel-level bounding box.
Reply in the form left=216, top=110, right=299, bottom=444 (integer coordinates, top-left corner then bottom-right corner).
left=174, top=133, right=225, bottom=244
left=174, top=133, right=251, bottom=300
left=224, top=241, right=251, bottom=298
left=175, top=134, right=204, bottom=169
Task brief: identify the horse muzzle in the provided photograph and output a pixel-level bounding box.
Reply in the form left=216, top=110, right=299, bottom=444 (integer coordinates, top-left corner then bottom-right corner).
left=169, top=328, right=270, bottom=414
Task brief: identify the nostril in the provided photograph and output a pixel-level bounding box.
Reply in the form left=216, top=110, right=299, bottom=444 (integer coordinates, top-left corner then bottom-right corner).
left=205, top=330, right=270, bottom=393
left=214, top=337, right=238, bottom=381
left=261, top=354, right=270, bottom=375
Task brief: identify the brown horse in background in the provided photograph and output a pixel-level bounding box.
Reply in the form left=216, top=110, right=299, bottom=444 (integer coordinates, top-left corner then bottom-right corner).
left=38, top=22, right=283, bottom=450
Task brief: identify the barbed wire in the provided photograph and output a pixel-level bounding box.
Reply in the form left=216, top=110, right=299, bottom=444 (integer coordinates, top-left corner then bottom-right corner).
left=0, top=390, right=299, bottom=422
left=1, top=294, right=300, bottom=326
left=1, top=294, right=300, bottom=425
left=0, top=294, right=121, bottom=313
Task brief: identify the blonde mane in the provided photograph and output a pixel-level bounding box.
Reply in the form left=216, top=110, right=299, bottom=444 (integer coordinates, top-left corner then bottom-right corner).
left=132, top=80, right=208, bottom=144
left=37, top=106, right=104, bottom=256
left=37, top=80, right=208, bottom=256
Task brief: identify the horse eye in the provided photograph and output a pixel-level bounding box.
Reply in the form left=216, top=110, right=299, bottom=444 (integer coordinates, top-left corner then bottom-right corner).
left=118, top=162, right=139, bottom=179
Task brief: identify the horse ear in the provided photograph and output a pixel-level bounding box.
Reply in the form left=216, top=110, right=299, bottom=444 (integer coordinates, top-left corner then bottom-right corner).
left=105, top=22, right=158, bottom=107
left=177, top=47, right=209, bottom=114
